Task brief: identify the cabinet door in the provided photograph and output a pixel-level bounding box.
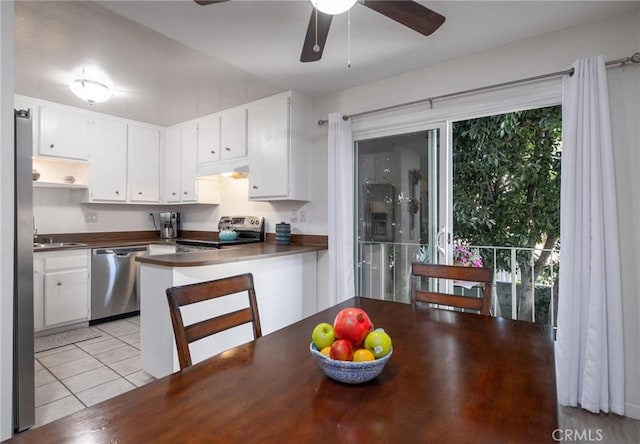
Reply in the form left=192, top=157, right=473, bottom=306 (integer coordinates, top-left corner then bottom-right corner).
left=129, top=125, right=161, bottom=202
left=164, top=125, right=182, bottom=203
left=181, top=122, right=198, bottom=202
left=148, top=244, right=177, bottom=255
left=33, top=255, right=44, bottom=332
left=197, top=115, right=221, bottom=166
left=221, top=108, right=247, bottom=160
left=39, top=105, right=90, bottom=160
left=248, top=95, right=290, bottom=199
left=44, top=269, right=88, bottom=327
left=89, top=118, right=128, bottom=201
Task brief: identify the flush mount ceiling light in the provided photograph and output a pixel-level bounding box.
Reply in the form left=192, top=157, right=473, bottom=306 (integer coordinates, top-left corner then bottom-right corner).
left=69, top=66, right=113, bottom=105
left=309, top=0, right=357, bottom=15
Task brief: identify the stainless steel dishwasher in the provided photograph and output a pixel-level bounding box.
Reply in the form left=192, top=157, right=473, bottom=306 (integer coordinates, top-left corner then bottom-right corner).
left=91, top=246, right=148, bottom=321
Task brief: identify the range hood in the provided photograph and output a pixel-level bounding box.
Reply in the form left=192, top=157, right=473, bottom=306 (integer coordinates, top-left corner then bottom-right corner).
left=195, top=158, right=249, bottom=178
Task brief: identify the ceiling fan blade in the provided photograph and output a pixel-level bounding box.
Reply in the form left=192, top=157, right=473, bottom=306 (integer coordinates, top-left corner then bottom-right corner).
left=300, top=9, right=333, bottom=63
left=361, top=0, right=445, bottom=36
left=194, top=1, right=229, bottom=5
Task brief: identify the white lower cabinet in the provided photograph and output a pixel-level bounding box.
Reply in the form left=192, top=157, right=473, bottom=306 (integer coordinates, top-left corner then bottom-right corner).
left=148, top=244, right=176, bottom=255
left=34, top=250, right=90, bottom=332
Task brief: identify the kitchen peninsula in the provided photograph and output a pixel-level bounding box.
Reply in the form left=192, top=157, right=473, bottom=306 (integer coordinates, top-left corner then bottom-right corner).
left=136, top=243, right=325, bottom=378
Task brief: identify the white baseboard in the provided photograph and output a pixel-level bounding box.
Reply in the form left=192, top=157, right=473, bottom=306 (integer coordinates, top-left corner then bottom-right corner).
left=624, top=401, right=640, bottom=419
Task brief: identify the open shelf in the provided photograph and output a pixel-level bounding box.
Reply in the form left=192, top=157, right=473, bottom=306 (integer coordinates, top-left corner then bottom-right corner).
left=33, top=181, right=88, bottom=190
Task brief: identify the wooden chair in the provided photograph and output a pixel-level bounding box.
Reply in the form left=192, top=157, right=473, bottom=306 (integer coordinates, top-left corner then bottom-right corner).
left=166, top=273, right=262, bottom=369
left=410, top=263, right=493, bottom=315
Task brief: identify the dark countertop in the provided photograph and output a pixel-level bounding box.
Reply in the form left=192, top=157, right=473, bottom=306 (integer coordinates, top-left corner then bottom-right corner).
left=135, top=243, right=325, bottom=268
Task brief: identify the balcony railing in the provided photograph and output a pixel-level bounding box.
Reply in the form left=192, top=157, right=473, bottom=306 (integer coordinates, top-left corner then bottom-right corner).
left=356, top=241, right=559, bottom=326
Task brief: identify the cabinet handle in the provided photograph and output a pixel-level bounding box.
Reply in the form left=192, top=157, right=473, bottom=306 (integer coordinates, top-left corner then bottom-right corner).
left=252, top=185, right=258, bottom=189
left=225, top=147, right=231, bottom=151
left=115, top=190, right=120, bottom=195
left=210, top=150, right=216, bottom=154
left=56, top=282, right=62, bottom=286
left=171, top=192, right=176, bottom=196
left=138, top=191, right=143, bottom=195
left=50, top=144, right=55, bottom=149
left=183, top=191, right=188, bottom=195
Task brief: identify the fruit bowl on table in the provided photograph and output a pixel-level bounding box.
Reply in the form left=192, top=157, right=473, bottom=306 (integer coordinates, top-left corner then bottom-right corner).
left=309, top=343, right=392, bottom=384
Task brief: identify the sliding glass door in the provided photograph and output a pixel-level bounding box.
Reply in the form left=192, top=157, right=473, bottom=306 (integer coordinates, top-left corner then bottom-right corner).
left=355, top=123, right=449, bottom=302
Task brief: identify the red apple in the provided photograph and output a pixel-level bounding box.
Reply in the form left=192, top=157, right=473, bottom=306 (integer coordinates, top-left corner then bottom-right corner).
left=329, top=339, right=353, bottom=361
left=333, top=308, right=374, bottom=348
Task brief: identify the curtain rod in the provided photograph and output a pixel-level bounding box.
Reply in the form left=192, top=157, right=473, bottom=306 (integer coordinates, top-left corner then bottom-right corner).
left=317, top=52, right=640, bottom=126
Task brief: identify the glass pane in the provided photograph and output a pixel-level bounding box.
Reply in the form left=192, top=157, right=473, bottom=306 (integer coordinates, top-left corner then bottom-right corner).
left=355, top=129, right=439, bottom=302
left=451, top=106, right=561, bottom=322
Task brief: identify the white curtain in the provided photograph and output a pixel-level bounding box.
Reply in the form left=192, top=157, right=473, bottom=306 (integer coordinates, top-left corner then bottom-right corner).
left=327, top=112, right=355, bottom=304
left=556, top=55, right=625, bottom=415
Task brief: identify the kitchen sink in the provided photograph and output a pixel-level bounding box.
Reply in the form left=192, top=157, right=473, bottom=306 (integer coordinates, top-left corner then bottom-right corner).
left=33, top=242, right=88, bottom=249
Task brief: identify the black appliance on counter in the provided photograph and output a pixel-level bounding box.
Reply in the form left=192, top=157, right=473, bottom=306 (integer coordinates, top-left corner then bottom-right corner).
left=176, top=216, right=265, bottom=252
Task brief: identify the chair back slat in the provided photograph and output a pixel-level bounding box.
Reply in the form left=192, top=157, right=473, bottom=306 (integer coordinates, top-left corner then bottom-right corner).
left=166, top=273, right=262, bottom=370
left=184, top=307, right=257, bottom=344
left=410, top=263, right=493, bottom=316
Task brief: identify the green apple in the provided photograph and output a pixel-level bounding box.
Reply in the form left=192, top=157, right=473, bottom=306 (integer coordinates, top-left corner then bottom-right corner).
left=364, top=329, right=392, bottom=358
left=311, top=322, right=335, bottom=350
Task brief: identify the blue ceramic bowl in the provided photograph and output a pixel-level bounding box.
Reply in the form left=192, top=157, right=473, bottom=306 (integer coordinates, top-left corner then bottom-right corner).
left=309, top=343, right=392, bottom=384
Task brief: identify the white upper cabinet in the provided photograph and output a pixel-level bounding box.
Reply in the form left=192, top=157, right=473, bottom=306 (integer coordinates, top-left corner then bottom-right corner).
left=220, top=107, right=247, bottom=160
left=128, top=125, right=161, bottom=203
left=180, top=122, right=199, bottom=202
left=89, top=118, right=128, bottom=202
left=163, top=125, right=182, bottom=203
left=39, top=105, right=90, bottom=161
left=163, top=122, right=219, bottom=204
left=197, top=114, right=221, bottom=167
left=247, top=91, right=310, bottom=201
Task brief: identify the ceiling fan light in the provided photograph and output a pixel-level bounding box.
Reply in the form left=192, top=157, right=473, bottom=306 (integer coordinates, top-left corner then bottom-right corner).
left=310, top=0, right=357, bottom=15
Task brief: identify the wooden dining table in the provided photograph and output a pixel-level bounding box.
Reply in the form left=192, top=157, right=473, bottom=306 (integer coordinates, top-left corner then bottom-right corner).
left=6, top=297, right=558, bottom=443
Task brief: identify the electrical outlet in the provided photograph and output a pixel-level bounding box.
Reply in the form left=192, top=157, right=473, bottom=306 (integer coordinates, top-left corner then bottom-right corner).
left=85, top=211, right=98, bottom=223
left=148, top=213, right=154, bottom=220
left=290, top=211, right=298, bottom=223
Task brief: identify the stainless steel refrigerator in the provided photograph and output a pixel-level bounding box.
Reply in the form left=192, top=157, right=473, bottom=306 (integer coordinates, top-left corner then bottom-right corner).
left=13, top=109, right=34, bottom=431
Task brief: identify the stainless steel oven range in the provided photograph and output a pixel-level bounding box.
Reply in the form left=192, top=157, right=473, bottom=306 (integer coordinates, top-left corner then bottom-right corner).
left=176, top=216, right=265, bottom=252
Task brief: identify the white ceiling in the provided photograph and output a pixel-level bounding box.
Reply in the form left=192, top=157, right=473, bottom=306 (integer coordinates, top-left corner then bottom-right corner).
left=14, top=1, right=639, bottom=126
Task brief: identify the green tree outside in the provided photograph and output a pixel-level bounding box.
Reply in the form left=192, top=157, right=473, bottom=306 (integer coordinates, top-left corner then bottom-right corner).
left=452, top=106, right=562, bottom=321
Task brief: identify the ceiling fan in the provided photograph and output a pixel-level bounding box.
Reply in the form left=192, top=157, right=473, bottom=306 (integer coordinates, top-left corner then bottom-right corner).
left=194, top=1, right=445, bottom=63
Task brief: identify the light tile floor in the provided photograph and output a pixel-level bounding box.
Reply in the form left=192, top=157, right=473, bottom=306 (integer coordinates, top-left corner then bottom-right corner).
left=33, top=316, right=155, bottom=428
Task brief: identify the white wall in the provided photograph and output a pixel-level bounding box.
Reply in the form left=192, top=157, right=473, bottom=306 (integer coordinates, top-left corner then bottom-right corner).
left=33, top=177, right=325, bottom=236
left=311, top=9, right=640, bottom=418
left=0, top=2, right=14, bottom=439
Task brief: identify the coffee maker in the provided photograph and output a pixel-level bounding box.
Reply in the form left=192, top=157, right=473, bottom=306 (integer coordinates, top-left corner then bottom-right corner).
left=159, top=212, right=180, bottom=239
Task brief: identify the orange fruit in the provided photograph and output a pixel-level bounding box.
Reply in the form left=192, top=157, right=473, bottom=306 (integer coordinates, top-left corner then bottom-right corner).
left=320, top=346, right=331, bottom=358
left=352, top=349, right=375, bottom=362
